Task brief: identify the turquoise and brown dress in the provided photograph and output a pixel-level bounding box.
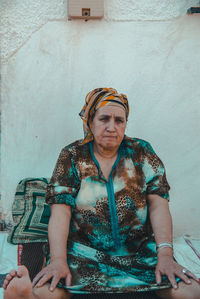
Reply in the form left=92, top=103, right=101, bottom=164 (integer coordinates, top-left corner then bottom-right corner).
left=45, top=136, right=173, bottom=294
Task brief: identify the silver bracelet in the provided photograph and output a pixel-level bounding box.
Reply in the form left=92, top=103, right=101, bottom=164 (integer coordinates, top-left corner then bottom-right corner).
left=156, top=242, right=173, bottom=251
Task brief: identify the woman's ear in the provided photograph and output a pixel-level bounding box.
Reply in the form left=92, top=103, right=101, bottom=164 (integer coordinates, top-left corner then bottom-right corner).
left=88, top=119, right=93, bottom=133
left=124, top=118, right=128, bottom=131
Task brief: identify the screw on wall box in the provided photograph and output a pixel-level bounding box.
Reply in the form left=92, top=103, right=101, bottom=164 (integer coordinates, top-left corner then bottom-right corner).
left=68, top=0, right=104, bottom=20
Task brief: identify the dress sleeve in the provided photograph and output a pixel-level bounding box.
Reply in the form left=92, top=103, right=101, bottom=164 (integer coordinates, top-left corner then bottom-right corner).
left=142, top=142, right=170, bottom=200
left=46, top=147, right=80, bottom=207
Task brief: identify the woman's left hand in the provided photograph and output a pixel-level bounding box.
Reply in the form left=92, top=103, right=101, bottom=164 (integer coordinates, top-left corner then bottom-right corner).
left=156, top=251, right=199, bottom=289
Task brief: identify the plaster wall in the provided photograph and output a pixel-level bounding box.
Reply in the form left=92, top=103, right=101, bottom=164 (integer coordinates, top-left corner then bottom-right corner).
left=0, top=1, right=200, bottom=236
left=1, top=0, right=199, bottom=61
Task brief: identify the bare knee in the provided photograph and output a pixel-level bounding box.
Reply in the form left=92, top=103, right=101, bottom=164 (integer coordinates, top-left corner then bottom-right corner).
left=33, top=284, right=72, bottom=299
left=156, top=280, right=200, bottom=299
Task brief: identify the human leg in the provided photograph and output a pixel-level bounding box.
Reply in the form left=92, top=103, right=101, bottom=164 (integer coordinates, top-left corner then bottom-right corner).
left=156, top=279, right=200, bottom=299
left=3, top=266, right=72, bottom=299
left=33, top=283, right=72, bottom=299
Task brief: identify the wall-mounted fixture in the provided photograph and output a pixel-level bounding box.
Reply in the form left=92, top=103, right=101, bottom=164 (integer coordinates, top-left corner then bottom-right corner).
left=187, top=7, right=200, bottom=14
left=68, top=0, right=104, bottom=20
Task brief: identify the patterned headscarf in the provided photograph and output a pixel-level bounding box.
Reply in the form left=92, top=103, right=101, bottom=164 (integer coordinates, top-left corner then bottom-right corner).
left=79, top=87, right=129, bottom=145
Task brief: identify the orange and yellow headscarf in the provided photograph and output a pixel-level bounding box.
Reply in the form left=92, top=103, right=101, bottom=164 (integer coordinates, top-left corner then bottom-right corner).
left=79, top=87, right=129, bottom=145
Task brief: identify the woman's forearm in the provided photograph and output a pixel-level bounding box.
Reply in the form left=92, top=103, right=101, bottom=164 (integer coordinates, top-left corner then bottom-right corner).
left=147, top=195, right=198, bottom=287
left=48, top=204, right=72, bottom=262
left=147, top=194, right=173, bottom=256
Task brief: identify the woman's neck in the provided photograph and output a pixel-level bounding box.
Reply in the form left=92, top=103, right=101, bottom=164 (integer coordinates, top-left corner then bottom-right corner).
left=92, top=142, right=119, bottom=159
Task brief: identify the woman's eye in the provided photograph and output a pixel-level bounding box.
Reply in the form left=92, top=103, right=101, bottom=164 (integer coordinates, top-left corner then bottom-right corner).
left=100, top=118, right=108, bottom=122
left=116, top=119, right=123, bottom=123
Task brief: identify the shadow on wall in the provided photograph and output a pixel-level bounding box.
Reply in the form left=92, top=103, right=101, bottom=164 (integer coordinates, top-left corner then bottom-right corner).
left=0, top=212, right=6, bottom=231
left=0, top=210, right=12, bottom=231
left=0, top=212, right=12, bottom=231
left=0, top=110, right=4, bottom=231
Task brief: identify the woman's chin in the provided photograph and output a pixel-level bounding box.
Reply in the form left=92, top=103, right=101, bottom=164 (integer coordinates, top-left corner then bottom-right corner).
left=101, top=141, right=120, bottom=150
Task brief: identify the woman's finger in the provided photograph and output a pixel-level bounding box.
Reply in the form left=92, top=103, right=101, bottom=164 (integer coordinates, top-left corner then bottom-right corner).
left=176, top=270, right=191, bottom=285
left=65, top=273, right=72, bottom=287
left=167, top=274, right=178, bottom=289
left=49, top=275, right=60, bottom=292
left=32, top=271, right=45, bottom=287
left=182, top=269, right=199, bottom=283
left=35, top=273, right=52, bottom=288
left=155, top=270, right=162, bottom=285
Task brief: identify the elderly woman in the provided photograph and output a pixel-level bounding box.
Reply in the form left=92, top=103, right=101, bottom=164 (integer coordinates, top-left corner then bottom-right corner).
left=3, top=88, right=200, bottom=299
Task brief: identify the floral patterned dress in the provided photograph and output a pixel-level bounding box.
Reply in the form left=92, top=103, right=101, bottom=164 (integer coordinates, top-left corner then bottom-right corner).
left=45, top=136, right=174, bottom=294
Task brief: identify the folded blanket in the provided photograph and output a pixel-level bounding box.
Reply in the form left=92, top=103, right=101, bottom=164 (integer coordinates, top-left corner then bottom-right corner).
left=173, top=235, right=200, bottom=278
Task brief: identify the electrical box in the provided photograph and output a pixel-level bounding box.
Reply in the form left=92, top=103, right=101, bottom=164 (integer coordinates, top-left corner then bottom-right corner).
left=68, top=0, right=104, bottom=20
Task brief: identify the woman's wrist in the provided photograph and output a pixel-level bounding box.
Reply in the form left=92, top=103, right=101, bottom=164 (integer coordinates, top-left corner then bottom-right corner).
left=50, top=255, right=67, bottom=262
left=156, top=242, right=173, bottom=257
left=156, top=242, right=173, bottom=251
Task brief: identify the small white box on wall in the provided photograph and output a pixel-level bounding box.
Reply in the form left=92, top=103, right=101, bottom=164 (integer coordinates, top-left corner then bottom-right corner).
left=68, top=0, right=104, bottom=20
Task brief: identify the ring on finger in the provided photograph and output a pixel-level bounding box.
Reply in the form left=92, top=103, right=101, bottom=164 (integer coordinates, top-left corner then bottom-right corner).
left=182, top=268, right=188, bottom=275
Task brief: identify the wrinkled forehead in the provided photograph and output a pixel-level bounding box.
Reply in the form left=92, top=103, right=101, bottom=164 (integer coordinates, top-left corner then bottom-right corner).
left=95, top=102, right=126, bottom=117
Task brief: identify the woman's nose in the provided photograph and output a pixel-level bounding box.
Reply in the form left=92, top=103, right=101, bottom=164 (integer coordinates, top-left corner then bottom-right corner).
left=107, top=119, right=115, bottom=131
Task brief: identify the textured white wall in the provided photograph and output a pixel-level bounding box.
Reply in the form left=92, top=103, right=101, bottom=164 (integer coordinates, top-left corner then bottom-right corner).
left=1, top=1, right=200, bottom=236
left=1, top=0, right=199, bottom=61
left=105, top=0, right=199, bottom=21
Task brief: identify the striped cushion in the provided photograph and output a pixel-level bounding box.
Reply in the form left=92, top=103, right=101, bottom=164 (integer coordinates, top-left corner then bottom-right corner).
left=8, top=178, right=50, bottom=244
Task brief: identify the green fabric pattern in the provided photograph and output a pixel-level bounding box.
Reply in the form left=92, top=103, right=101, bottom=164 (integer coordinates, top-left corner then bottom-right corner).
left=7, top=178, right=50, bottom=244
left=44, top=137, right=173, bottom=293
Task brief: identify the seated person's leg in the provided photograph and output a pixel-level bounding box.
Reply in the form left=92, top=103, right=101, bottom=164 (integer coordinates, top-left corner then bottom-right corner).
left=156, top=279, right=200, bottom=299
left=3, top=266, right=72, bottom=299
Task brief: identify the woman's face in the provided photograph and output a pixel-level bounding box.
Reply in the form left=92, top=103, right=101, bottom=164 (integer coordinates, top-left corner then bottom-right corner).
left=90, top=104, right=127, bottom=151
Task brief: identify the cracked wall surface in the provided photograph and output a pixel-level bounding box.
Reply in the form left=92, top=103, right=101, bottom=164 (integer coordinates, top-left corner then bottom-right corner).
left=0, top=0, right=199, bottom=62
left=1, top=1, right=200, bottom=236
left=0, top=0, right=68, bottom=62
left=105, top=0, right=199, bottom=21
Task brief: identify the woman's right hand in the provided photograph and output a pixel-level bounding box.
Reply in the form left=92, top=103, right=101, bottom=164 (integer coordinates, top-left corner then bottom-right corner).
left=32, top=258, right=72, bottom=292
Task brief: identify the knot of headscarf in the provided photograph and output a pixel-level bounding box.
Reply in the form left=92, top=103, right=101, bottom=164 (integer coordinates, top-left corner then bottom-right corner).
left=79, top=87, right=129, bottom=145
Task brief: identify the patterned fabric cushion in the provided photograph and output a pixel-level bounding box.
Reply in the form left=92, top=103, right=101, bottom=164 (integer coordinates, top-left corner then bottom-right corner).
left=7, top=178, right=51, bottom=244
